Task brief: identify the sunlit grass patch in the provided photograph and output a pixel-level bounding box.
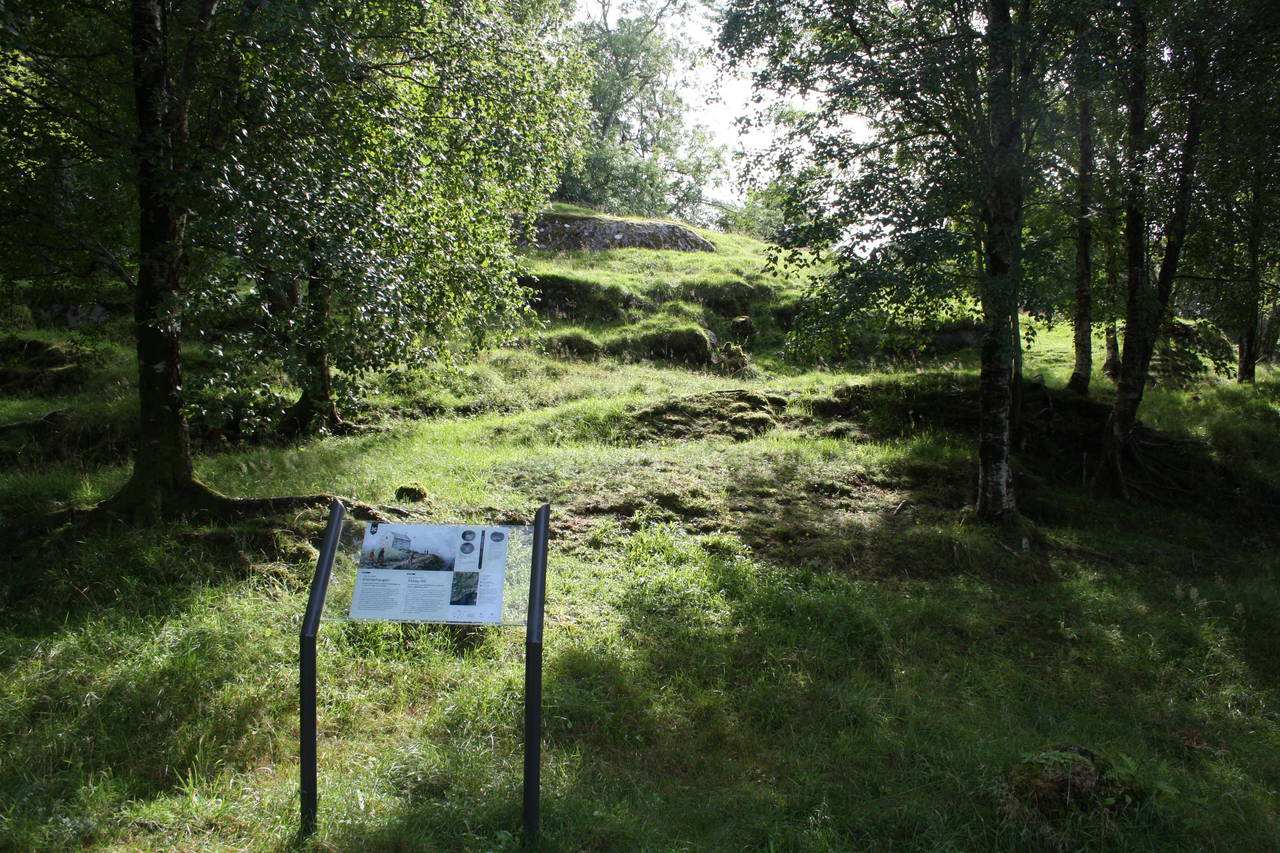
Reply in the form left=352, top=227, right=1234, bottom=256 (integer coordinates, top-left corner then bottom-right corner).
left=4, top=252, right=1280, bottom=850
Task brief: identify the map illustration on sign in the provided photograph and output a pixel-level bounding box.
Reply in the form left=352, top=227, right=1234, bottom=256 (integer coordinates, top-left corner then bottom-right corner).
left=349, top=523, right=513, bottom=623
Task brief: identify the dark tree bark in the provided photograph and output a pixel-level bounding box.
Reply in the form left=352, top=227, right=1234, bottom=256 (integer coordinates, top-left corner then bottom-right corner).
left=1067, top=86, right=1095, bottom=395
left=1101, top=190, right=1122, bottom=381
left=1097, top=0, right=1149, bottom=494
left=100, top=0, right=336, bottom=522
left=975, top=0, right=1022, bottom=525
left=1237, top=170, right=1266, bottom=382
left=103, top=0, right=224, bottom=521
left=281, top=245, right=342, bottom=437
left=1099, top=6, right=1205, bottom=495
left=1103, top=322, right=1121, bottom=379
left=1258, top=304, right=1280, bottom=366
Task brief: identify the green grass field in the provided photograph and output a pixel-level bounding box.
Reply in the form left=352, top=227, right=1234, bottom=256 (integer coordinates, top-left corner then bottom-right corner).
left=1, top=220, right=1278, bottom=851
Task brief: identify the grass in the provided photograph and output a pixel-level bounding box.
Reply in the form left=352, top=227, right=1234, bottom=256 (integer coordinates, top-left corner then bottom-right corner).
left=522, top=210, right=805, bottom=368
left=2, top=230, right=1279, bottom=849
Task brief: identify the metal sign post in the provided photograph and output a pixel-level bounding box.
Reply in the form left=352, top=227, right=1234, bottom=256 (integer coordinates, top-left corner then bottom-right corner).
left=299, top=499, right=346, bottom=838
left=523, top=503, right=551, bottom=841
left=297, top=502, right=551, bottom=842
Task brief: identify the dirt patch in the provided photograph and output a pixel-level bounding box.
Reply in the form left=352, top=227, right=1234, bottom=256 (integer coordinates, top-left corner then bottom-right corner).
left=631, top=389, right=787, bottom=442
left=522, top=212, right=716, bottom=252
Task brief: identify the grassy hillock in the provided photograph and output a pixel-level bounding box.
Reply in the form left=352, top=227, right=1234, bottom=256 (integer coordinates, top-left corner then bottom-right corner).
left=522, top=204, right=804, bottom=371
left=1, top=211, right=1278, bottom=851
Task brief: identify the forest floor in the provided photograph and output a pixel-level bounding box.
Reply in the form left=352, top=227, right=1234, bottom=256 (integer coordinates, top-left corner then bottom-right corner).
left=1, top=215, right=1278, bottom=851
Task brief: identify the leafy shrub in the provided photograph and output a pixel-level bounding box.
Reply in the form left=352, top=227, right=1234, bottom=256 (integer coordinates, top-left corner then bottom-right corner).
left=1151, top=318, right=1236, bottom=386
left=184, top=381, right=291, bottom=446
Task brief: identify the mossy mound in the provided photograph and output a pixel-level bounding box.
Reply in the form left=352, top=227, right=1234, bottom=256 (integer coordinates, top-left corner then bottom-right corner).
left=798, top=374, right=1280, bottom=520
left=605, top=325, right=717, bottom=366
left=631, top=389, right=786, bottom=441
left=686, top=277, right=772, bottom=316
left=522, top=273, right=640, bottom=323
left=394, top=483, right=432, bottom=503
left=0, top=336, right=94, bottom=395
left=1006, top=746, right=1119, bottom=818
left=578, top=482, right=722, bottom=525
left=542, top=328, right=602, bottom=359
left=1003, top=744, right=1144, bottom=847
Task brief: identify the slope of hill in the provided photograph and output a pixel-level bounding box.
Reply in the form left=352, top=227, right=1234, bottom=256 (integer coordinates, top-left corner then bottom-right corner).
left=0, top=210, right=1277, bottom=851
left=519, top=205, right=804, bottom=373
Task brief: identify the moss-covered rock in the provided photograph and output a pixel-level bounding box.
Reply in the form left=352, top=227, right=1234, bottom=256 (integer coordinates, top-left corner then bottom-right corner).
left=714, top=342, right=753, bottom=376
left=0, top=336, right=94, bottom=396
left=394, top=483, right=431, bottom=503
left=0, top=303, right=35, bottom=331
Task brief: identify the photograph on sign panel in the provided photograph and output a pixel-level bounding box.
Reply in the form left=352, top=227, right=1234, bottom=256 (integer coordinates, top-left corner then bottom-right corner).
left=348, top=522, right=515, bottom=624
left=449, top=571, right=479, bottom=605
left=359, top=522, right=463, bottom=571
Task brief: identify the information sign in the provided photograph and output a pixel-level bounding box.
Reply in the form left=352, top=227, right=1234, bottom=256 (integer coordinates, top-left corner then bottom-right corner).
left=348, top=523, right=519, bottom=624
left=299, top=502, right=550, bottom=841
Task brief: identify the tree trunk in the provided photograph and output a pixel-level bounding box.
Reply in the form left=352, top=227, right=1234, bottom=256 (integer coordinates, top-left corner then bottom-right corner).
left=281, top=245, right=341, bottom=437
left=107, top=0, right=197, bottom=520
left=975, top=0, right=1021, bottom=525
left=1103, top=323, right=1121, bottom=380
left=1101, top=209, right=1122, bottom=381
left=1098, top=0, right=1149, bottom=494
left=1067, top=87, right=1094, bottom=395
left=1100, top=7, right=1205, bottom=495
left=100, top=0, right=228, bottom=521
left=1237, top=171, right=1266, bottom=383
left=1258, top=303, right=1280, bottom=365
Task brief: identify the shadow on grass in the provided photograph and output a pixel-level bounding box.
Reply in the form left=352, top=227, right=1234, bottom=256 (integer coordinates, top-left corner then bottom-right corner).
left=0, top=600, right=299, bottom=847
left=315, top=519, right=1280, bottom=851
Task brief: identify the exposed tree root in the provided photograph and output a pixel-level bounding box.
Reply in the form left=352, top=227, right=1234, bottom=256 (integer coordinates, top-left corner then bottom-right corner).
left=75, top=477, right=413, bottom=530
left=1093, top=428, right=1207, bottom=504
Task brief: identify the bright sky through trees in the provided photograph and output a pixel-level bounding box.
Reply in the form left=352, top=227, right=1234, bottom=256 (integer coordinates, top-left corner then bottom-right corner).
left=572, top=0, right=767, bottom=203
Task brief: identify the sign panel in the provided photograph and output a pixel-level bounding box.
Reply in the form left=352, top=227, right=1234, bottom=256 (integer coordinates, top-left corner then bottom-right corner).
left=349, top=523, right=514, bottom=623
